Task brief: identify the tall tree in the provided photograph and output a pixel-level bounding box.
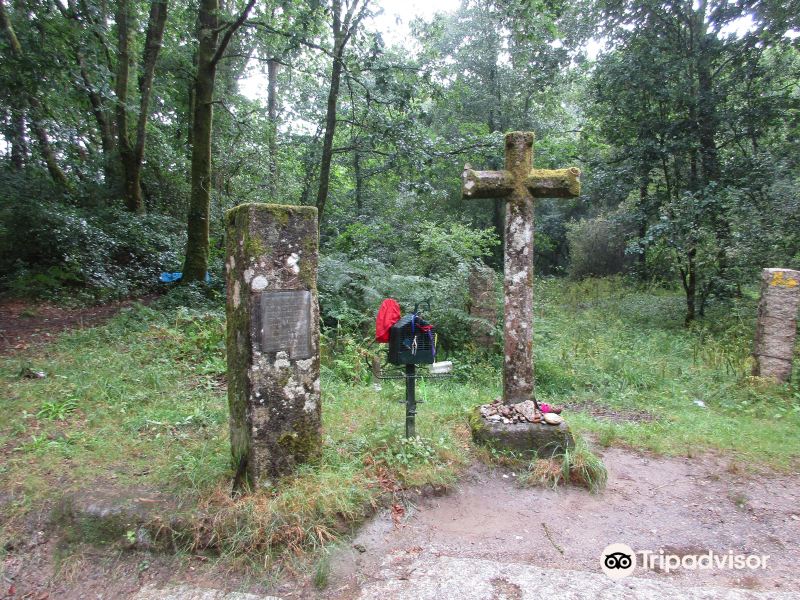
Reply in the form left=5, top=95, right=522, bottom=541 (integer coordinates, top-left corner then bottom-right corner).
left=0, top=0, right=69, bottom=189
left=592, top=0, right=798, bottom=323
left=315, top=0, right=370, bottom=221
left=115, top=0, right=168, bottom=214
left=182, top=0, right=256, bottom=282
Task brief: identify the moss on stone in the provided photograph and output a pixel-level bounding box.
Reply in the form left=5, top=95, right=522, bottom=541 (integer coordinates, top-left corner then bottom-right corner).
left=299, top=259, right=316, bottom=290
left=229, top=202, right=317, bottom=224
left=467, top=405, right=484, bottom=436
left=278, top=371, right=292, bottom=387
left=243, top=234, right=266, bottom=259
left=527, top=168, right=581, bottom=198
left=277, top=416, right=321, bottom=464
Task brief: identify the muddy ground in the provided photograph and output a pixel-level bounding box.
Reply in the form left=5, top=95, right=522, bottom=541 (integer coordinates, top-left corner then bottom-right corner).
left=0, top=296, right=157, bottom=355
left=2, top=446, right=798, bottom=599
left=324, top=447, right=800, bottom=598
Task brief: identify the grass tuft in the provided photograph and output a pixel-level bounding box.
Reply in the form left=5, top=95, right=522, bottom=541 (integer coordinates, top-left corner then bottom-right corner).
left=521, top=437, right=608, bottom=494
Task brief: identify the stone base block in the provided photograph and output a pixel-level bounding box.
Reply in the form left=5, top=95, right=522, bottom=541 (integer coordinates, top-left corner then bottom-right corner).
left=56, top=487, right=188, bottom=551
left=469, top=407, right=574, bottom=458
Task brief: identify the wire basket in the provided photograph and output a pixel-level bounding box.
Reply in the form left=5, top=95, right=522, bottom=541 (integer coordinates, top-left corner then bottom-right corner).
left=388, top=313, right=437, bottom=365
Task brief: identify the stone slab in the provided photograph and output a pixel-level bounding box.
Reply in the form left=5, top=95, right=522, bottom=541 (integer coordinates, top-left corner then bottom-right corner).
left=258, top=290, right=312, bottom=358
left=134, top=585, right=282, bottom=600
left=56, top=487, right=187, bottom=551
left=225, top=203, right=321, bottom=487
left=357, top=554, right=796, bottom=600
left=470, top=406, right=574, bottom=458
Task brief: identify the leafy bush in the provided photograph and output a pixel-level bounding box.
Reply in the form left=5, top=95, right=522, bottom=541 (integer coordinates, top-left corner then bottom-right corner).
left=0, top=194, right=185, bottom=302
left=319, top=222, right=500, bottom=350
left=566, top=213, right=631, bottom=279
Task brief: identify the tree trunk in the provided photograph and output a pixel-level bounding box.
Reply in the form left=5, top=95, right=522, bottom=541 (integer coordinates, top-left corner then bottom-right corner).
left=694, top=0, right=720, bottom=186
left=316, top=0, right=368, bottom=223
left=353, top=148, right=363, bottom=215
left=29, top=121, right=66, bottom=185
left=57, top=0, right=118, bottom=187
left=636, top=169, right=650, bottom=276
left=299, top=126, right=322, bottom=206
left=78, top=53, right=116, bottom=183
left=316, top=36, right=344, bottom=222
left=8, top=107, right=27, bottom=169
left=115, top=0, right=141, bottom=212
left=132, top=0, right=168, bottom=205
left=115, top=0, right=167, bottom=214
left=2, top=0, right=68, bottom=188
left=0, top=0, right=21, bottom=55
left=182, top=0, right=256, bottom=282
left=182, top=0, right=219, bottom=282
left=267, top=58, right=279, bottom=199
left=681, top=248, right=697, bottom=326
left=28, top=98, right=69, bottom=189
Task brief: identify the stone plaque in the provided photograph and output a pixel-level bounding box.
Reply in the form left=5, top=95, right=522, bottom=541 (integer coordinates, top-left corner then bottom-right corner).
left=259, top=291, right=312, bottom=359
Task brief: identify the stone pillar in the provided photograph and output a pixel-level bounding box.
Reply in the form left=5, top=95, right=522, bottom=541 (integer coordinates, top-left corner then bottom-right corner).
left=753, top=268, right=800, bottom=383
left=225, top=203, right=321, bottom=488
left=468, top=264, right=498, bottom=348
left=503, top=132, right=535, bottom=404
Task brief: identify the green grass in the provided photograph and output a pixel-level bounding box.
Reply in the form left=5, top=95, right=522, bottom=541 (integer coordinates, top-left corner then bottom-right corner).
left=535, top=276, right=800, bottom=466
left=0, top=303, right=472, bottom=562
left=1, top=276, right=798, bottom=563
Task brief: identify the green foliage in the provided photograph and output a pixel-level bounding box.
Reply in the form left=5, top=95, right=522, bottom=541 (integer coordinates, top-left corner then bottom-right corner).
left=590, top=0, right=800, bottom=321
left=36, top=397, right=78, bottom=421
left=415, top=222, right=499, bottom=277
left=566, top=213, right=630, bottom=279
left=319, top=221, right=499, bottom=351
left=0, top=193, right=184, bottom=302
left=378, top=435, right=445, bottom=470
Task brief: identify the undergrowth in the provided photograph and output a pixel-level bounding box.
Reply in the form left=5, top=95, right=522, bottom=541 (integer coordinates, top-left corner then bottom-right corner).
left=1, top=276, right=799, bottom=569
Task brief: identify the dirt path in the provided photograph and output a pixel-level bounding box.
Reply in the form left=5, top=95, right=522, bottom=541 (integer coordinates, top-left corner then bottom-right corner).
left=3, top=448, right=799, bottom=599
left=0, top=296, right=157, bottom=354
left=325, top=448, right=800, bottom=598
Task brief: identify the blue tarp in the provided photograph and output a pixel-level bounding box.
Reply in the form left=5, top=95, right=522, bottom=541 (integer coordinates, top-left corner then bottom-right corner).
left=159, top=272, right=211, bottom=283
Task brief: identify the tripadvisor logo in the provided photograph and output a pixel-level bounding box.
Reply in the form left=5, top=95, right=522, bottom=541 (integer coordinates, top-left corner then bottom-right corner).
left=601, top=544, right=770, bottom=580
left=601, top=543, right=636, bottom=580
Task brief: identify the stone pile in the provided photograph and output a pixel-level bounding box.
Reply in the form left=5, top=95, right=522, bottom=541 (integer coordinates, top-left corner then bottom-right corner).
left=479, top=399, right=564, bottom=426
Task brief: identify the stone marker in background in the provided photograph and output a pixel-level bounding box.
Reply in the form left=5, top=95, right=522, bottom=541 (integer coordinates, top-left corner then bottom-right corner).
left=468, top=264, right=498, bottom=348
left=753, top=268, right=800, bottom=383
left=225, top=203, right=321, bottom=488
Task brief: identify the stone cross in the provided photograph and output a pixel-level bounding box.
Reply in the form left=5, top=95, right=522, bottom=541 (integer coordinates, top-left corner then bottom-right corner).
left=753, top=268, right=800, bottom=382
left=462, top=131, right=580, bottom=405
left=225, top=203, right=321, bottom=489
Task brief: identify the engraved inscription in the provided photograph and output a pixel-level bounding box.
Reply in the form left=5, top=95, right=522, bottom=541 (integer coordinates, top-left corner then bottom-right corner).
left=259, top=291, right=312, bottom=359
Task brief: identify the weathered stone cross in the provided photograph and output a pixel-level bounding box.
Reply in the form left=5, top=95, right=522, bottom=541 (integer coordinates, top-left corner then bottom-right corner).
left=462, top=131, right=580, bottom=405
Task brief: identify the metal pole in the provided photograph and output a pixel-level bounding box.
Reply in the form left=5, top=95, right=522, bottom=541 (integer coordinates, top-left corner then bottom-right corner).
left=405, top=363, right=416, bottom=438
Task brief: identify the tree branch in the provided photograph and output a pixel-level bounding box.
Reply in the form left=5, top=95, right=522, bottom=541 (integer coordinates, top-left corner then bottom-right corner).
left=211, top=0, right=257, bottom=67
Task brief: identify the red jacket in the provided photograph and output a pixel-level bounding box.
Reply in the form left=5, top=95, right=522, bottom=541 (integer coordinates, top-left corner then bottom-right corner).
left=375, top=299, right=401, bottom=343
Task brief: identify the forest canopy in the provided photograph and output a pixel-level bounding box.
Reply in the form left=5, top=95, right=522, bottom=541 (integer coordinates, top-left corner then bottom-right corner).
left=1, top=0, right=798, bottom=326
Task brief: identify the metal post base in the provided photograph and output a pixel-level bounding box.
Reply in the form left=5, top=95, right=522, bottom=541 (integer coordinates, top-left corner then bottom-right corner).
left=405, top=364, right=416, bottom=438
